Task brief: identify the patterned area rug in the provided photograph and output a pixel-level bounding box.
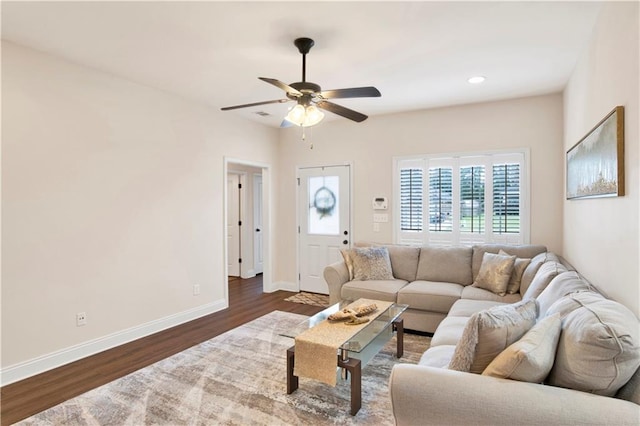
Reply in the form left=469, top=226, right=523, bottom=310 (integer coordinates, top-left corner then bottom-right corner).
left=19, top=311, right=430, bottom=425
left=284, top=291, right=330, bottom=307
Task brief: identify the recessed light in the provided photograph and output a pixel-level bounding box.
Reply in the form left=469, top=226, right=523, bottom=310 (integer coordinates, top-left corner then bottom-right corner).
left=467, top=76, right=486, bottom=84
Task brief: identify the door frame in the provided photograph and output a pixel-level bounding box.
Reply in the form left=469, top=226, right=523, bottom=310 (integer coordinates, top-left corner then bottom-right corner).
left=226, top=171, right=244, bottom=277
left=296, top=162, right=353, bottom=292
left=253, top=173, right=264, bottom=275
left=223, top=157, right=272, bottom=303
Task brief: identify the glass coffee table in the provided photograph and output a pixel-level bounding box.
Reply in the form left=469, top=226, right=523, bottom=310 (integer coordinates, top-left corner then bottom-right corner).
left=281, top=300, right=408, bottom=415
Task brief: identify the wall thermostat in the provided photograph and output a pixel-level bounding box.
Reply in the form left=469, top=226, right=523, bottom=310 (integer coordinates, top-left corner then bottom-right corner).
left=372, top=197, right=388, bottom=210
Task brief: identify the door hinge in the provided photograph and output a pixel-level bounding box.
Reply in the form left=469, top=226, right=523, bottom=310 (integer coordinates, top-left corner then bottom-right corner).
left=298, top=226, right=300, bottom=233
left=299, top=273, right=301, bottom=281
left=238, top=220, right=242, bottom=226
left=238, top=183, right=242, bottom=189
left=297, top=178, right=300, bottom=186
left=239, top=258, right=242, bottom=264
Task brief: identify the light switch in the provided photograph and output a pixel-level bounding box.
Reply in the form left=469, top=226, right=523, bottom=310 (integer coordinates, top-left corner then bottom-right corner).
left=373, top=214, right=389, bottom=223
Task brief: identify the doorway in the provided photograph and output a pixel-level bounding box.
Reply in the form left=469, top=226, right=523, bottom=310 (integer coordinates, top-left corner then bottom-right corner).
left=224, top=159, right=270, bottom=298
left=298, top=164, right=352, bottom=294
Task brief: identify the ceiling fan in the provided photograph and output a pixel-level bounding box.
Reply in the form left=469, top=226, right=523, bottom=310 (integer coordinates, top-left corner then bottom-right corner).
left=221, top=37, right=381, bottom=127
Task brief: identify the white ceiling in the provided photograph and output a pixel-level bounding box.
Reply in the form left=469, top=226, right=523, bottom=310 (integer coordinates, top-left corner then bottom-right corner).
left=1, top=1, right=602, bottom=128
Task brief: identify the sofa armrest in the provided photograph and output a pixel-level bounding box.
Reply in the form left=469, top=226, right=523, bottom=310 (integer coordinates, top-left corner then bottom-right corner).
left=389, top=364, right=640, bottom=426
left=323, top=261, right=350, bottom=305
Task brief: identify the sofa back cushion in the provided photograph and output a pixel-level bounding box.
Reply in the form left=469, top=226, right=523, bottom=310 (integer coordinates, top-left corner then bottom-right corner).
left=522, top=260, right=567, bottom=300
left=471, top=244, right=546, bottom=281
left=520, top=252, right=559, bottom=295
left=546, top=292, right=640, bottom=396
left=416, top=246, right=473, bottom=285
left=535, top=271, right=596, bottom=318
left=386, top=245, right=421, bottom=282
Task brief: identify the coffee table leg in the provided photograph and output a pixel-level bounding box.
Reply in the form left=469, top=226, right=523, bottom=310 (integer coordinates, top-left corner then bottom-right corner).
left=393, top=318, right=404, bottom=358
left=338, top=356, right=361, bottom=415
left=286, top=346, right=298, bottom=394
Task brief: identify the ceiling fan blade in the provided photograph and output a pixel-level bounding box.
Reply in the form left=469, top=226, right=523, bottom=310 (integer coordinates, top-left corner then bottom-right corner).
left=316, top=101, right=368, bottom=123
left=259, top=77, right=303, bottom=97
left=319, top=86, right=381, bottom=99
left=220, top=99, right=290, bottom=111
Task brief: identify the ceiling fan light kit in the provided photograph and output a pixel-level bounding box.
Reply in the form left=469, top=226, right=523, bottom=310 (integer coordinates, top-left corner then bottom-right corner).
left=221, top=37, right=381, bottom=128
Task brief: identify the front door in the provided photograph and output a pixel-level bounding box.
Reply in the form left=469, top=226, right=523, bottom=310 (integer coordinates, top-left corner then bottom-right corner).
left=298, top=165, right=351, bottom=294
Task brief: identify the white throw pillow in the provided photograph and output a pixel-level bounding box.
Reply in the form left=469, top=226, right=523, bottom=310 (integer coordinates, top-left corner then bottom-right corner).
left=482, top=313, right=561, bottom=382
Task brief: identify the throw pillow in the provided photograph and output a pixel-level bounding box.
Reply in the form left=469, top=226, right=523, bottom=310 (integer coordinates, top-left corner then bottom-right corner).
left=482, top=313, right=561, bottom=383
left=340, top=248, right=356, bottom=280
left=351, top=247, right=394, bottom=281
left=546, top=292, right=640, bottom=396
left=449, top=299, right=538, bottom=373
left=472, top=252, right=516, bottom=296
left=498, top=249, right=531, bottom=294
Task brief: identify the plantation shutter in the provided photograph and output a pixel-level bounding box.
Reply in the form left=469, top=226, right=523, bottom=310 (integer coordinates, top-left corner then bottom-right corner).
left=459, top=165, right=485, bottom=234
left=428, top=167, right=453, bottom=232
left=400, top=168, right=424, bottom=231
left=492, top=163, right=521, bottom=234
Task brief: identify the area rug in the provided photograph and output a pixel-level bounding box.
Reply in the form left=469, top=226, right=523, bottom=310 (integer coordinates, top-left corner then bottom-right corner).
left=284, top=291, right=330, bottom=307
left=18, top=311, right=430, bottom=425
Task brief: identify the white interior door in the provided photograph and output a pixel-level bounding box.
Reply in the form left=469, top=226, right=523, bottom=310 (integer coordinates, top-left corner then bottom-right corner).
left=227, top=173, right=240, bottom=277
left=253, top=173, right=264, bottom=274
left=298, top=165, right=351, bottom=294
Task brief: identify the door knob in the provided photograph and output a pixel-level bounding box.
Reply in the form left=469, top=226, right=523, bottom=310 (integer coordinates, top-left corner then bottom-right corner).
left=256, top=228, right=261, bottom=232
left=343, top=240, right=349, bottom=245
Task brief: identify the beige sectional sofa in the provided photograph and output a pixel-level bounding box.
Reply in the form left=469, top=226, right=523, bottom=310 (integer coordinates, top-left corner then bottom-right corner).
left=324, top=244, right=640, bottom=425
left=324, top=243, right=547, bottom=333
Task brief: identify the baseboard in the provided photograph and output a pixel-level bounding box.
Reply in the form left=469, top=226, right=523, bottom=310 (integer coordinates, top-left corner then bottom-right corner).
left=0, top=299, right=227, bottom=386
left=269, top=280, right=298, bottom=293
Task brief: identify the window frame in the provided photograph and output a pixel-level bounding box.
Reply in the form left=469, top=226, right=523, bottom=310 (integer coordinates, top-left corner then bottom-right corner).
left=393, top=149, right=530, bottom=246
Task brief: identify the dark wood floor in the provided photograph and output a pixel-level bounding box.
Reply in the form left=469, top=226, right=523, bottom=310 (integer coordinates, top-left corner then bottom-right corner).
left=1, top=276, right=325, bottom=425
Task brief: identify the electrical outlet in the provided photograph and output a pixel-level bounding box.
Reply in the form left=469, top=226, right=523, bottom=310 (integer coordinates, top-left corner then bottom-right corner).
left=373, top=222, right=380, bottom=232
left=193, top=284, right=201, bottom=296
left=76, top=312, right=87, bottom=327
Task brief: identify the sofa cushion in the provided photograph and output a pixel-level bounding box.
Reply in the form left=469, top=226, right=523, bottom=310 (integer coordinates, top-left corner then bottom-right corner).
left=350, top=247, right=394, bottom=281
left=520, top=252, right=559, bottom=295
left=430, top=316, right=470, bottom=346
left=472, top=244, right=546, bottom=280
left=472, top=252, right=516, bottom=296
left=418, top=345, right=457, bottom=369
left=546, top=292, right=640, bottom=396
left=498, top=249, right=531, bottom=294
left=340, top=279, right=407, bottom=302
left=416, top=246, right=473, bottom=285
left=397, top=281, right=464, bottom=314
left=482, top=313, right=561, bottom=383
left=386, top=245, right=421, bottom=282
left=522, top=260, right=567, bottom=300
left=448, top=299, right=509, bottom=318
left=461, top=285, right=522, bottom=304
left=536, top=271, right=596, bottom=318
left=449, top=300, right=538, bottom=374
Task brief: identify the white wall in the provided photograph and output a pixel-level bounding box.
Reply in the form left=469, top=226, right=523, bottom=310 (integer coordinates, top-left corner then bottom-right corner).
left=563, top=2, right=639, bottom=316
left=1, top=42, right=279, bottom=379
left=276, top=94, right=565, bottom=285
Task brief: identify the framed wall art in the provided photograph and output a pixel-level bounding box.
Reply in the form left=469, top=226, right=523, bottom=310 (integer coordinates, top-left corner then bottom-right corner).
left=566, top=106, right=624, bottom=200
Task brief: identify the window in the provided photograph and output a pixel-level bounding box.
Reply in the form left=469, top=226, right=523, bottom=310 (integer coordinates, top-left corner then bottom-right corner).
left=400, top=168, right=423, bottom=231
left=395, top=151, right=528, bottom=246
